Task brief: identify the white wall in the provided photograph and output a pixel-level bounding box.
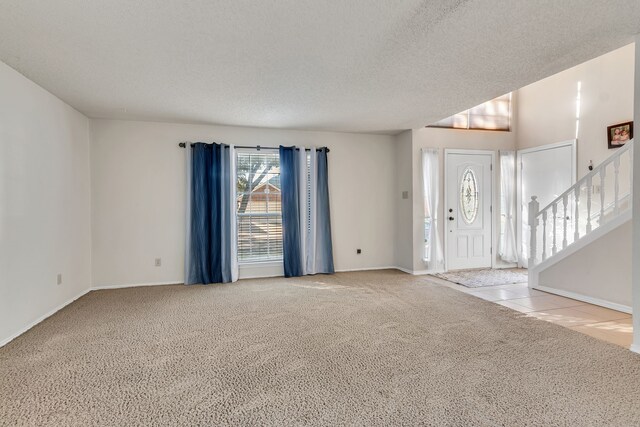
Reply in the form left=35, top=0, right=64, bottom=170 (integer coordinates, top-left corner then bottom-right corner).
left=517, top=44, right=635, bottom=309
left=538, top=220, right=632, bottom=311
left=90, top=119, right=397, bottom=287
left=408, top=127, right=517, bottom=272
left=89, top=44, right=633, bottom=285
left=0, top=62, right=91, bottom=345
left=631, top=35, right=640, bottom=350
left=517, top=43, right=635, bottom=178
left=397, top=45, right=635, bottom=274
left=393, top=130, right=413, bottom=272
left=2, top=42, right=633, bottom=347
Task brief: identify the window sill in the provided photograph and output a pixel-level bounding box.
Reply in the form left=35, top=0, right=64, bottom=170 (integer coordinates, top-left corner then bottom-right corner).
left=238, top=260, right=284, bottom=280
left=238, top=260, right=283, bottom=268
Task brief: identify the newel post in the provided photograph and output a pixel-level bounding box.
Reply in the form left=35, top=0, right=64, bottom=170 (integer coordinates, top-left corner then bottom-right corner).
left=528, top=196, right=539, bottom=267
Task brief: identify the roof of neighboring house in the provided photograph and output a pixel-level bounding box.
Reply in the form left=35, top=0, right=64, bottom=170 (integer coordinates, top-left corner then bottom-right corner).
left=251, top=182, right=280, bottom=194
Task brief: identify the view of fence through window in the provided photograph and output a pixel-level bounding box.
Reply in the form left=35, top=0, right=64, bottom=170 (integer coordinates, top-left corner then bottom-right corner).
left=236, top=151, right=283, bottom=262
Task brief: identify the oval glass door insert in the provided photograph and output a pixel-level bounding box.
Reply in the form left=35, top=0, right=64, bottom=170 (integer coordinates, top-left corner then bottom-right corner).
left=459, top=168, right=479, bottom=224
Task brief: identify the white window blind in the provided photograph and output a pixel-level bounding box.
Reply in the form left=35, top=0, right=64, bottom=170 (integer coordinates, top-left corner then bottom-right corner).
left=236, top=151, right=283, bottom=262
left=429, top=93, right=512, bottom=131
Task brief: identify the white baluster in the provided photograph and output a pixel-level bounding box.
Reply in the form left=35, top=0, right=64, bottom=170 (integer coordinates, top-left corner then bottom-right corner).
left=574, top=185, right=580, bottom=242
left=599, top=167, right=606, bottom=225
left=552, top=202, right=558, bottom=255
left=529, top=196, right=539, bottom=266
left=586, top=175, right=592, bottom=233
left=542, top=210, right=547, bottom=261
left=614, top=156, right=620, bottom=215
left=562, top=195, right=568, bottom=249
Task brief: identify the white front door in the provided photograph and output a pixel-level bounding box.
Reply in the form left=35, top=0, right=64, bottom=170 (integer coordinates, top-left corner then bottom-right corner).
left=445, top=151, right=493, bottom=271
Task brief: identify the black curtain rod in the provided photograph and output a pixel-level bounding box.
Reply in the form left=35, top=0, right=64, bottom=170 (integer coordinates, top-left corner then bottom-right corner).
left=178, top=142, right=329, bottom=152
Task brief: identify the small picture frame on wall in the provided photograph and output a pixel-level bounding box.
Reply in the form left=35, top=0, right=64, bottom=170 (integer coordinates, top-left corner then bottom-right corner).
left=607, top=121, right=633, bottom=149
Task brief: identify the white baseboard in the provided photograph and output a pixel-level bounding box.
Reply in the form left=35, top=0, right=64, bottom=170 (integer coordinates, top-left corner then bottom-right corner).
left=335, top=266, right=398, bottom=273
left=238, top=272, right=284, bottom=280
left=243, top=266, right=404, bottom=278
left=533, top=284, right=632, bottom=314
left=630, top=343, right=640, bottom=354
left=91, top=281, right=182, bottom=290
left=410, top=269, right=434, bottom=275
left=339, top=266, right=439, bottom=276
left=393, top=266, right=440, bottom=276
left=0, top=288, right=92, bottom=348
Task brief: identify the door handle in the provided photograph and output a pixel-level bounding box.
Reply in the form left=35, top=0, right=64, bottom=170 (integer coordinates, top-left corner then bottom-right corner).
left=449, top=216, right=454, bottom=221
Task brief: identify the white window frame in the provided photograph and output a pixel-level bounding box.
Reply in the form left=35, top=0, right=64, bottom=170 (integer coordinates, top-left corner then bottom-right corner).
left=429, top=93, right=512, bottom=132
left=235, top=148, right=283, bottom=264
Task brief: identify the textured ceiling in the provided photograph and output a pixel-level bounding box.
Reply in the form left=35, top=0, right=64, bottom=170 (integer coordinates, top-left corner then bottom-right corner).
left=0, top=1, right=639, bottom=134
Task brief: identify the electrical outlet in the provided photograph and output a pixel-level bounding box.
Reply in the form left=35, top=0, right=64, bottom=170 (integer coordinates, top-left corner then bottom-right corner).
left=155, top=258, right=162, bottom=267
left=57, top=274, right=62, bottom=285
left=356, top=249, right=362, bottom=254
left=401, top=191, right=409, bottom=200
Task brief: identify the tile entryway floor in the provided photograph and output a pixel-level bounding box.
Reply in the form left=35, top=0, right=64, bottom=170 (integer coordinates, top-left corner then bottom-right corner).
left=428, top=276, right=633, bottom=348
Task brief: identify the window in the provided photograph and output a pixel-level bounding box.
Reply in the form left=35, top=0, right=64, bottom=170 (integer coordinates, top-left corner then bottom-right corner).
left=236, top=151, right=282, bottom=262
left=429, top=93, right=512, bottom=131
left=459, top=168, right=479, bottom=224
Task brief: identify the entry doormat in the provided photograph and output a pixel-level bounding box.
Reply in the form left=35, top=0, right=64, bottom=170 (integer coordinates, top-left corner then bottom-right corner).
left=433, top=269, right=528, bottom=288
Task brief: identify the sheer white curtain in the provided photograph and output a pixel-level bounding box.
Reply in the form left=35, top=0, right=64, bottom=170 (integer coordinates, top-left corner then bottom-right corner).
left=305, top=148, right=318, bottom=275
left=223, top=145, right=239, bottom=282
left=299, top=146, right=331, bottom=275
left=499, top=150, right=518, bottom=263
left=297, top=146, right=309, bottom=275
left=185, top=142, right=192, bottom=282
left=422, top=148, right=444, bottom=271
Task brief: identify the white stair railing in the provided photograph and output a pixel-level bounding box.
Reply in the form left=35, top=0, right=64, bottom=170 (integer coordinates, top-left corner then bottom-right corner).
left=529, top=139, right=634, bottom=267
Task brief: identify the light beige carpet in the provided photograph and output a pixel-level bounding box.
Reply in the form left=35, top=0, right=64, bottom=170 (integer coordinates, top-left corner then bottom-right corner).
left=2, top=270, right=640, bottom=426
